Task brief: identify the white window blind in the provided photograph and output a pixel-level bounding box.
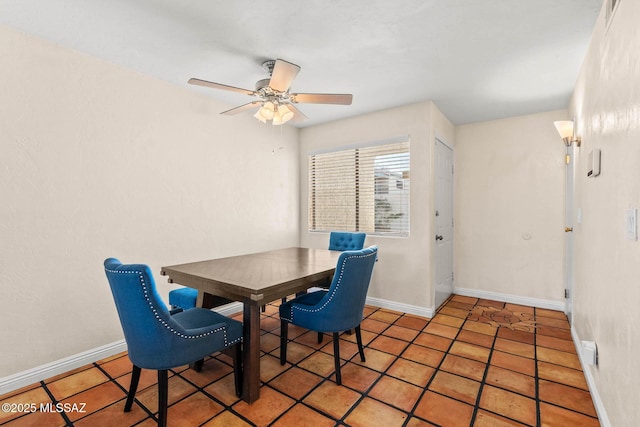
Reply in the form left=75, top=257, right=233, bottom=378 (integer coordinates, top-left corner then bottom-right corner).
left=308, top=139, right=410, bottom=236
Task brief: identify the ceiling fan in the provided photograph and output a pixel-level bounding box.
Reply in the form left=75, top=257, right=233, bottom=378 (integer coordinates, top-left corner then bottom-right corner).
left=188, top=59, right=353, bottom=125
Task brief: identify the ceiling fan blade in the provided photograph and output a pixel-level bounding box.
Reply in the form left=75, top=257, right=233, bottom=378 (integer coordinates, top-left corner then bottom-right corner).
left=220, top=101, right=262, bottom=115
left=291, top=93, right=353, bottom=105
left=188, top=78, right=255, bottom=96
left=286, top=104, right=308, bottom=123
left=269, top=59, right=301, bottom=93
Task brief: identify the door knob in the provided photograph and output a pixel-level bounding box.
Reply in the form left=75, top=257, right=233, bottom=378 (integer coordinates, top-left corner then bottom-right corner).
left=435, top=235, right=444, bottom=241
left=565, top=227, right=573, bottom=232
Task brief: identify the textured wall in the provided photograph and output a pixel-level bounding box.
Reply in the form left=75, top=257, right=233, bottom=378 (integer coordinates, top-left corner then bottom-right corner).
left=0, top=26, right=300, bottom=377
left=455, top=110, right=567, bottom=303
left=569, top=0, right=640, bottom=424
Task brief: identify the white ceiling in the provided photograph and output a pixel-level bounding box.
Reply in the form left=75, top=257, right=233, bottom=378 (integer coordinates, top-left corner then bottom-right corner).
left=1, top=0, right=602, bottom=127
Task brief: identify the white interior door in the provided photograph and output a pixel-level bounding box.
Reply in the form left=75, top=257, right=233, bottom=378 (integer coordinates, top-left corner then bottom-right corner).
left=565, top=145, right=575, bottom=323
left=435, top=139, right=454, bottom=309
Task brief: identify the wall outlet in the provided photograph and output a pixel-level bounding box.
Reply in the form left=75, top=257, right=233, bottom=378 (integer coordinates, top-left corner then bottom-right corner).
left=581, top=341, right=598, bottom=366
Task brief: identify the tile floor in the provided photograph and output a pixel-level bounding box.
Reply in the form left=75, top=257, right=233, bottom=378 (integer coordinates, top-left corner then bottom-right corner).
left=0, top=295, right=600, bottom=426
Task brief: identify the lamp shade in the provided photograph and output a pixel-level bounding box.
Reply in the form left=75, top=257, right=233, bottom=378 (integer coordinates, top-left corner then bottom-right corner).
left=554, top=120, right=574, bottom=146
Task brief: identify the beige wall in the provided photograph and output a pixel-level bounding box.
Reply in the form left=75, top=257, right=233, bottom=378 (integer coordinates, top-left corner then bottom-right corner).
left=299, top=102, right=455, bottom=311
left=454, top=111, right=567, bottom=303
left=0, top=26, right=300, bottom=377
left=569, top=0, right=640, bottom=424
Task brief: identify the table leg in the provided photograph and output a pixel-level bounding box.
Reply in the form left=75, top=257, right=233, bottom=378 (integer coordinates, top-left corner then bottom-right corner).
left=242, top=300, right=261, bottom=403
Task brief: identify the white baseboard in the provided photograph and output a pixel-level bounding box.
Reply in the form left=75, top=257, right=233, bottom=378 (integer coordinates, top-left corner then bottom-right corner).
left=571, top=328, right=611, bottom=427
left=366, top=296, right=435, bottom=319
left=454, top=287, right=565, bottom=312
left=0, top=340, right=127, bottom=397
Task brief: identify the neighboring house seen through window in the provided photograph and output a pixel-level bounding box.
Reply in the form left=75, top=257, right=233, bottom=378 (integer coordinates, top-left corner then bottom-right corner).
left=308, top=137, right=410, bottom=236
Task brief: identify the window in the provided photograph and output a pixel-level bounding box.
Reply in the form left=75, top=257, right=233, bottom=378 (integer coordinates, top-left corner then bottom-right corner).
left=308, top=138, right=410, bottom=236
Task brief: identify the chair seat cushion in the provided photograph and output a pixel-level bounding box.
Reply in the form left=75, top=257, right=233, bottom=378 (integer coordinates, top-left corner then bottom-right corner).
left=169, top=287, right=198, bottom=309
left=172, top=308, right=243, bottom=344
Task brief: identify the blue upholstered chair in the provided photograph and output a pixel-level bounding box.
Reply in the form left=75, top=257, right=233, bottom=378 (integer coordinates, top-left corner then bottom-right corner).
left=168, top=287, right=198, bottom=309
left=103, top=258, right=243, bottom=427
left=328, top=231, right=367, bottom=251
left=279, top=246, right=378, bottom=385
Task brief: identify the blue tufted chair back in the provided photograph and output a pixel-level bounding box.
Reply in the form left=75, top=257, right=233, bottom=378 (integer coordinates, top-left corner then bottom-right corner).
left=103, top=258, right=238, bottom=370
left=328, top=231, right=366, bottom=251
left=281, top=246, right=377, bottom=332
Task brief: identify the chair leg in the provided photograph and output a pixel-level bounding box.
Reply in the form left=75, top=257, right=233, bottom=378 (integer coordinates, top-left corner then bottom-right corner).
left=332, top=332, right=342, bottom=385
left=355, top=325, right=366, bottom=362
left=232, top=343, right=243, bottom=397
left=124, top=365, right=141, bottom=412
left=157, top=369, right=168, bottom=427
left=280, top=320, right=289, bottom=365
left=317, top=332, right=323, bottom=344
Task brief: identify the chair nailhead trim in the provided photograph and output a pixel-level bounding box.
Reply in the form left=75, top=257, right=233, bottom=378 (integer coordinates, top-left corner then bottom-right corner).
left=106, top=268, right=241, bottom=346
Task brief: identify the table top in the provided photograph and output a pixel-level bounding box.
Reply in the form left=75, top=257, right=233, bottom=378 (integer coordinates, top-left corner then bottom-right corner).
left=160, top=247, right=341, bottom=303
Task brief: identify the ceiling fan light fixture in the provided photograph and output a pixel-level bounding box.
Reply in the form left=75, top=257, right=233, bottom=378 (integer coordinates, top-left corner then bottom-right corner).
left=258, top=101, right=275, bottom=120
left=278, top=104, right=294, bottom=123
left=253, top=110, right=267, bottom=123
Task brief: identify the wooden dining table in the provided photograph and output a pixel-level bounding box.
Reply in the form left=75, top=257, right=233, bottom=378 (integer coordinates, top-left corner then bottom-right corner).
left=160, top=247, right=341, bottom=403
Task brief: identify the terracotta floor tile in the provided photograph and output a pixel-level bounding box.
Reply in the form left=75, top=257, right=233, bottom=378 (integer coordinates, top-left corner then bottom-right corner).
left=473, top=409, right=529, bottom=427
left=167, top=392, right=224, bottom=426
left=320, top=337, right=360, bottom=360
left=203, top=374, right=241, bottom=406
left=135, top=375, right=197, bottom=413
left=536, top=347, right=581, bottom=370
left=497, top=328, right=535, bottom=345
left=479, top=385, right=537, bottom=425
left=537, top=361, right=588, bottom=390
left=414, top=332, right=452, bottom=352
left=484, top=365, right=536, bottom=398
left=439, top=354, right=487, bottom=382
left=260, top=316, right=281, bottom=332
left=202, top=411, right=252, bottom=427
left=444, top=300, right=475, bottom=311
left=490, top=351, right=535, bottom=376
left=539, top=402, right=601, bottom=427
left=260, top=332, right=282, bottom=353
left=342, top=328, right=377, bottom=346
left=535, top=316, right=570, bottom=329
left=2, top=409, right=67, bottom=427
left=536, top=334, right=577, bottom=353
left=402, top=344, right=445, bottom=368
left=369, top=335, right=409, bottom=355
left=0, top=383, right=40, bottom=401
left=100, top=355, right=133, bottom=379
left=47, top=367, right=110, bottom=401
left=462, top=320, right=498, bottom=336
left=387, top=358, right=435, bottom=386
left=449, top=341, right=491, bottom=363
left=494, top=337, right=535, bottom=359
left=260, top=354, right=290, bottom=382
left=179, top=358, right=232, bottom=387
left=115, top=367, right=164, bottom=393
left=345, top=397, right=408, bottom=427
left=336, top=363, right=380, bottom=392
left=451, top=295, right=478, bottom=305
left=477, top=299, right=505, bottom=309
left=303, top=381, right=361, bottom=419
left=432, top=314, right=465, bottom=328
left=369, top=310, right=402, bottom=324
left=428, top=371, right=481, bottom=405
left=414, top=390, right=474, bottom=427
left=300, top=331, right=334, bottom=350
left=438, top=306, right=472, bottom=319
left=424, top=322, right=460, bottom=339
left=233, top=387, right=295, bottom=426
left=505, top=303, right=535, bottom=314
left=0, top=387, right=53, bottom=424
left=269, top=367, right=322, bottom=400
left=60, top=380, right=127, bottom=421
left=43, top=364, right=95, bottom=384
left=457, top=329, right=495, bottom=348
left=395, top=315, right=430, bottom=331
left=369, top=375, right=423, bottom=412
left=361, top=318, right=391, bottom=334
left=279, top=341, right=316, bottom=364
left=352, top=348, right=396, bottom=372
left=73, top=399, right=148, bottom=427
left=298, top=351, right=340, bottom=378
left=271, top=403, right=336, bottom=427
left=406, top=416, right=439, bottom=426
left=536, top=325, right=572, bottom=340
left=383, top=325, right=421, bottom=342
left=536, top=308, right=568, bottom=319
left=538, top=380, right=598, bottom=417
left=96, top=351, right=128, bottom=364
